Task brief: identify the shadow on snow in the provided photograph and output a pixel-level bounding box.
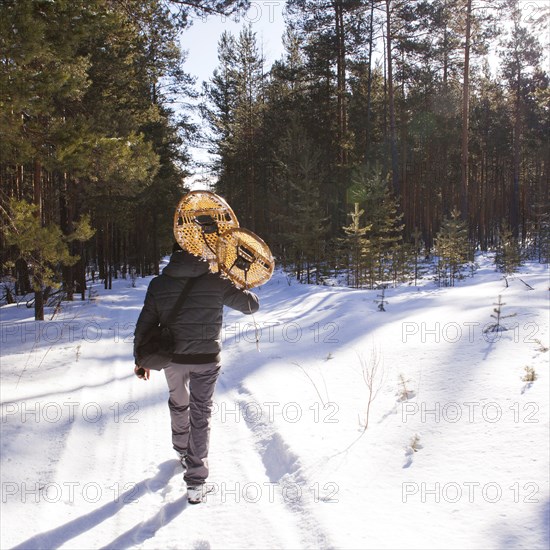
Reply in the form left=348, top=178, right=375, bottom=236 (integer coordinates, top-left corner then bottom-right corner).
left=12, top=460, right=184, bottom=550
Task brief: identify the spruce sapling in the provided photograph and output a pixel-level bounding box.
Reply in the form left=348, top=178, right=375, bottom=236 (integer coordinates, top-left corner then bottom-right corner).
left=483, top=295, right=517, bottom=333
left=374, top=284, right=388, bottom=311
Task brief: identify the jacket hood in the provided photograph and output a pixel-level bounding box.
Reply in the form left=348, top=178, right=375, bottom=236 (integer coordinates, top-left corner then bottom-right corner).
left=162, top=250, right=210, bottom=278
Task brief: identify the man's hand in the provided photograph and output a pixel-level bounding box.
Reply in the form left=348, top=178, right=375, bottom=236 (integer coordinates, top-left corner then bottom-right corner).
left=134, top=365, right=150, bottom=380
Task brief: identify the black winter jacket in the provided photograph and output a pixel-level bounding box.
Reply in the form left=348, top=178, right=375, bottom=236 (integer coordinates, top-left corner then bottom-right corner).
left=133, top=250, right=259, bottom=363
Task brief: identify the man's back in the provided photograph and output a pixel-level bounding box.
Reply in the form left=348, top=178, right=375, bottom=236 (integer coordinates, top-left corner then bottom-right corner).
left=134, top=250, right=259, bottom=359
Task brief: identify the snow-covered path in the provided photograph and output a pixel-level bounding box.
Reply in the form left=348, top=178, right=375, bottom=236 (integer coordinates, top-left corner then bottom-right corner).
left=1, top=257, right=549, bottom=549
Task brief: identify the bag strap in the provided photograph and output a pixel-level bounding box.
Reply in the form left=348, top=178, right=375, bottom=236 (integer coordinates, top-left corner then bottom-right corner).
left=164, top=276, right=198, bottom=327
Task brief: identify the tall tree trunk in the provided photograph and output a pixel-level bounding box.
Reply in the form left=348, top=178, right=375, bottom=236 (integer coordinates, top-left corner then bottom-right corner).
left=77, top=240, right=86, bottom=300
left=33, top=159, right=42, bottom=220
left=153, top=213, right=160, bottom=276
left=385, top=0, right=399, bottom=196
left=61, top=173, right=75, bottom=300
left=334, top=0, right=347, bottom=167
left=461, top=0, right=472, bottom=220
left=103, top=219, right=110, bottom=290
left=16, top=164, right=23, bottom=198
left=443, top=25, right=449, bottom=87
left=333, top=0, right=349, bottom=230
left=108, top=220, right=113, bottom=290
left=33, top=158, right=44, bottom=321
left=365, top=0, right=375, bottom=163
left=382, top=34, right=388, bottom=176
left=97, top=226, right=105, bottom=281
left=400, top=48, right=408, bottom=224
left=511, top=74, right=521, bottom=237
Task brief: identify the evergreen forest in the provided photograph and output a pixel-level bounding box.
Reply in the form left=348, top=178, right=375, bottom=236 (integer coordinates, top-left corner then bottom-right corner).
left=1, top=0, right=548, bottom=319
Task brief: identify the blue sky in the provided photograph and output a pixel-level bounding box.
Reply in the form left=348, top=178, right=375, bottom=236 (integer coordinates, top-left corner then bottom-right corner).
left=182, top=1, right=287, bottom=87
left=180, top=1, right=287, bottom=179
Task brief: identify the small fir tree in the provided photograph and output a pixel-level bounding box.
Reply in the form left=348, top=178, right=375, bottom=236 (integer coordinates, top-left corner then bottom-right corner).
left=374, top=284, right=388, bottom=311
left=483, top=295, right=517, bottom=333
left=434, top=209, right=472, bottom=286
left=364, top=171, right=404, bottom=287
left=343, top=202, right=371, bottom=288
left=3, top=199, right=94, bottom=320
left=275, top=122, right=329, bottom=284
left=345, top=165, right=405, bottom=289
left=495, top=221, right=522, bottom=274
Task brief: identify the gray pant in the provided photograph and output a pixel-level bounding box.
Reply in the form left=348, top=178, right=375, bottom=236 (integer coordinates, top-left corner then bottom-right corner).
left=164, top=361, right=220, bottom=485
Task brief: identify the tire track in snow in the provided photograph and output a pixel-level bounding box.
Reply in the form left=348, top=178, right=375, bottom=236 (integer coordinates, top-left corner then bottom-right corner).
left=12, top=284, right=177, bottom=549
left=233, top=384, right=334, bottom=549
left=68, top=292, right=181, bottom=548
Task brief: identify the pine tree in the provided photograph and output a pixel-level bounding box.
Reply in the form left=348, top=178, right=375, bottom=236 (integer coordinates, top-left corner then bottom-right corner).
left=494, top=221, right=522, bottom=275
left=0, top=0, right=194, bottom=299
left=434, top=209, right=472, bottom=286
left=483, top=294, right=517, bottom=333
left=500, top=0, right=544, bottom=238
left=3, top=199, right=94, bottom=319
left=273, top=122, right=328, bottom=284
left=202, top=26, right=266, bottom=230
left=362, top=167, right=404, bottom=287
left=369, top=183, right=404, bottom=286
left=343, top=165, right=405, bottom=288
left=1, top=0, right=95, bottom=314
left=343, top=202, right=371, bottom=288
left=284, top=0, right=371, bottom=229
left=261, top=27, right=309, bottom=250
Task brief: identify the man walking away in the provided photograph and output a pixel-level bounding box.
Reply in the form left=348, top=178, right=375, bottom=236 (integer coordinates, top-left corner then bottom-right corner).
left=133, top=244, right=259, bottom=503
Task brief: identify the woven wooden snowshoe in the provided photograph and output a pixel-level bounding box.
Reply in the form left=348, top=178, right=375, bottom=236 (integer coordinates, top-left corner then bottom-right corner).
left=174, top=191, right=239, bottom=271
left=216, top=228, right=274, bottom=289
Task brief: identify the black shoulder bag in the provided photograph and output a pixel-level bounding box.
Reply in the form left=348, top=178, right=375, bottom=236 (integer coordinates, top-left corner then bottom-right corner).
left=136, top=277, right=197, bottom=371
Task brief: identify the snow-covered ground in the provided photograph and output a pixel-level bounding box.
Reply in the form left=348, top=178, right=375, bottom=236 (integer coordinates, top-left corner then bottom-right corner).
left=1, top=256, right=548, bottom=549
